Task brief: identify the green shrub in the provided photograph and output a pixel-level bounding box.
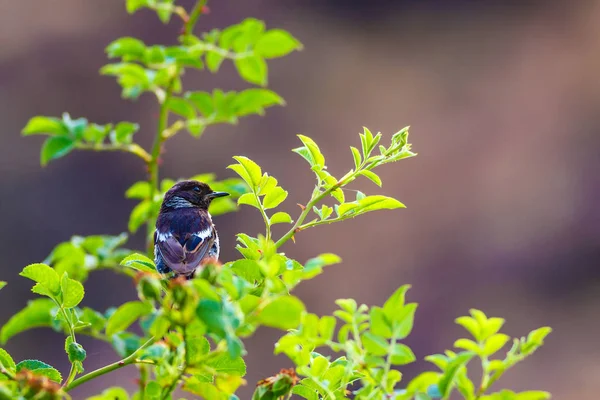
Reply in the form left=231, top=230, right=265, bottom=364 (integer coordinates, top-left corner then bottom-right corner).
left=0, top=1, right=551, bottom=399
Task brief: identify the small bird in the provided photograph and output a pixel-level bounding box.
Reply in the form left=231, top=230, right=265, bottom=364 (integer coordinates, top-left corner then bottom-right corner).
left=154, top=180, right=229, bottom=279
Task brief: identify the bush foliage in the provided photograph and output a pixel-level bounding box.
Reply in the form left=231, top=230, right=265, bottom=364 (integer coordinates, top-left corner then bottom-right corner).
left=1, top=1, right=551, bottom=399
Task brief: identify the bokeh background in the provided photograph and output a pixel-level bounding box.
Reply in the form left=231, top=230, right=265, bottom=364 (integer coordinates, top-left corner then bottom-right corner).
left=1, top=0, right=599, bottom=398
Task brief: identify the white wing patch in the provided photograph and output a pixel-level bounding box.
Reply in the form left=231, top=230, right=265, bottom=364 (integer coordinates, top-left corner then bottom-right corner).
left=194, top=227, right=213, bottom=240
left=157, top=230, right=172, bottom=241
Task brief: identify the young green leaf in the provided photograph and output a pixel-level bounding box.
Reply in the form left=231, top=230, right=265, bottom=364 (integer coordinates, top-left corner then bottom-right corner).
left=20, top=263, right=60, bottom=296
left=390, top=343, right=416, bottom=365
left=0, top=348, right=16, bottom=371
left=167, top=97, right=196, bottom=119
left=360, top=170, right=382, bottom=187
left=22, top=116, right=67, bottom=136
left=483, top=334, right=510, bottom=356
left=40, top=137, right=75, bottom=166
left=454, top=338, right=481, bottom=354
left=0, top=299, right=55, bottom=344
left=263, top=187, right=288, bottom=209
left=106, top=301, right=153, bottom=336
left=269, top=212, right=292, bottom=225
left=0, top=282, right=5, bottom=291
left=120, top=253, right=156, bottom=273
left=234, top=56, right=268, bottom=86
left=294, top=135, right=325, bottom=168
left=238, top=193, right=261, bottom=209
left=255, top=29, right=302, bottom=58
left=105, top=37, right=146, bottom=60
left=128, top=200, right=151, bottom=233
left=60, top=273, right=85, bottom=308
left=455, top=316, right=481, bottom=341
left=228, top=156, right=263, bottom=189
left=258, top=296, right=305, bottom=329
left=16, top=360, right=62, bottom=382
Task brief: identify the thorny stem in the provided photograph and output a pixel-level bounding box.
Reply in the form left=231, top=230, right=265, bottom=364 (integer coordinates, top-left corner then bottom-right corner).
left=75, top=143, right=151, bottom=162
left=59, top=306, right=78, bottom=388
left=64, top=337, right=156, bottom=392
left=161, top=329, right=190, bottom=400
left=274, top=155, right=387, bottom=249
left=146, top=0, right=207, bottom=252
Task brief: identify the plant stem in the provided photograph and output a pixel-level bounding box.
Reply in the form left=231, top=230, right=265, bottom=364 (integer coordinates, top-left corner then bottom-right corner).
left=58, top=305, right=79, bottom=388
left=161, top=329, right=189, bottom=400
left=145, top=0, right=207, bottom=253
left=379, top=333, right=398, bottom=396
left=64, top=337, right=156, bottom=392
left=184, top=0, right=207, bottom=36
left=75, top=143, right=151, bottom=162
left=275, top=179, right=346, bottom=249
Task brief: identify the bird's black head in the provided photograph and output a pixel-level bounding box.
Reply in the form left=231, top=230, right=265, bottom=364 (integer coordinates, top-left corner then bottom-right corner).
left=161, top=180, right=229, bottom=211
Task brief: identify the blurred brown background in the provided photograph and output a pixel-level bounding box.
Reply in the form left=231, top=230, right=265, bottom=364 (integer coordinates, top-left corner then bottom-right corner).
left=1, top=0, right=599, bottom=398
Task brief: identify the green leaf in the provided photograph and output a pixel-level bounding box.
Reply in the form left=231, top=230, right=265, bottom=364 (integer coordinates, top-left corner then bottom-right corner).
left=237, top=193, right=261, bottom=209
left=292, top=385, right=319, bottom=400
left=370, top=307, right=392, bottom=338
left=206, top=51, right=225, bottom=73
left=146, top=381, right=161, bottom=398
left=454, top=338, right=481, bottom=353
left=255, top=29, right=302, bottom=58
left=106, top=301, right=152, bottom=336
left=65, top=337, right=87, bottom=363
left=60, top=273, right=84, bottom=308
left=514, top=391, right=552, bottom=400
left=456, top=316, right=481, bottom=341
left=16, top=360, right=62, bottom=382
left=120, top=253, right=156, bottom=273
left=167, top=97, right=196, bottom=119
left=304, top=253, right=341, bottom=275
left=234, top=56, right=268, bottom=86
left=263, top=187, right=288, bottom=209
left=0, top=349, right=16, bottom=371
left=390, top=343, right=416, bottom=365
left=294, top=135, right=325, bottom=168
left=269, top=211, right=292, bottom=225
left=228, top=156, right=263, bottom=189
left=233, top=89, right=284, bottom=117
left=88, top=387, right=130, bottom=400
left=0, top=299, right=54, bottom=344
left=106, top=37, right=146, bottom=60
left=483, top=334, right=510, bottom=356
left=40, top=136, right=75, bottom=166
left=111, top=122, right=139, bottom=144
left=258, top=296, right=305, bottom=329
left=126, top=0, right=150, bottom=13
left=128, top=200, right=151, bottom=233
left=437, top=352, right=476, bottom=398
left=350, top=146, right=361, bottom=169
left=360, top=170, right=382, bottom=186
left=361, top=332, right=388, bottom=356
left=186, top=91, right=214, bottom=116
left=383, top=285, right=410, bottom=315
left=125, top=181, right=151, bottom=199
left=20, top=263, right=60, bottom=296
left=207, top=353, right=247, bottom=376
left=338, top=195, right=405, bottom=217
left=22, top=116, right=67, bottom=136
left=0, top=282, right=6, bottom=291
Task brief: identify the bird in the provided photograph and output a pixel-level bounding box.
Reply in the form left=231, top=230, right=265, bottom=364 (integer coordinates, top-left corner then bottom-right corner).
left=154, top=180, right=229, bottom=279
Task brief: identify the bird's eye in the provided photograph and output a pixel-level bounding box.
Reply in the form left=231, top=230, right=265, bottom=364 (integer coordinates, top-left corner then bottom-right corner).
left=193, top=187, right=201, bottom=192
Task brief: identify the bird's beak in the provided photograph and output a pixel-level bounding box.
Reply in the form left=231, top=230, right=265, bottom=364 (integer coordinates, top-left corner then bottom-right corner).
left=208, top=191, right=230, bottom=199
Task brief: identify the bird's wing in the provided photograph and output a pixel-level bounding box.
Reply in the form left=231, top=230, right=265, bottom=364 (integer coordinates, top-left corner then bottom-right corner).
left=182, top=228, right=215, bottom=267
left=155, top=228, right=215, bottom=276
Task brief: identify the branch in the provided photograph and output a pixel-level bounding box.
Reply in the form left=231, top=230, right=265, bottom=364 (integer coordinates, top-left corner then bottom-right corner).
left=75, top=143, right=151, bottom=163
left=64, top=337, right=156, bottom=392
